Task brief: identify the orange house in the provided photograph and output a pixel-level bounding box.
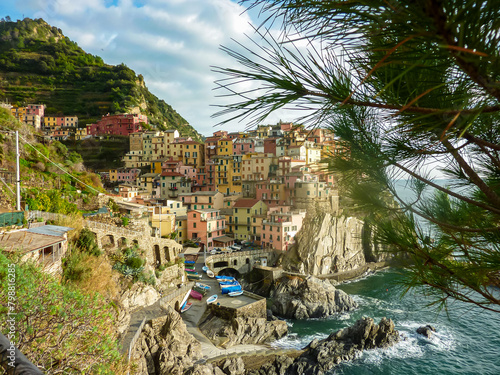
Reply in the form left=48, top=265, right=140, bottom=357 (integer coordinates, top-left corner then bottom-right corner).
left=186, top=209, right=225, bottom=250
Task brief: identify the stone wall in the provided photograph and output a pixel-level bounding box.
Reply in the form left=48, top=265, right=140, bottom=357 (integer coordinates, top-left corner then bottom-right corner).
left=209, top=293, right=267, bottom=320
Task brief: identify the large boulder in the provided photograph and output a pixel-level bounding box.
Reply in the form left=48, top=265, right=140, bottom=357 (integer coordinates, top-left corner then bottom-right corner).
left=130, top=305, right=201, bottom=374
left=199, top=314, right=288, bottom=348
left=269, top=275, right=357, bottom=319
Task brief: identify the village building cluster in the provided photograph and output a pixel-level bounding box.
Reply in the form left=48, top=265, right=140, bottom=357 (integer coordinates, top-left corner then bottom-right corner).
left=111, top=123, right=343, bottom=252
left=2, top=103, right=343, bottom=252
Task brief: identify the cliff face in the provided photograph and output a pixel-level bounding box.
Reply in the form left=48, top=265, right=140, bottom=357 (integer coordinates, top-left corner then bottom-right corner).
left=283, top=211, right=387, bottom=276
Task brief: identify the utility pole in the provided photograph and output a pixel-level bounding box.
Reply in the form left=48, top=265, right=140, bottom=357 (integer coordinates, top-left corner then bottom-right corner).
left=15, top=131, right=21, bottom=211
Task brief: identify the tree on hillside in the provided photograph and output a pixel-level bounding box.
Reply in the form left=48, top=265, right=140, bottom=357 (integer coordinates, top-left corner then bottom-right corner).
left=212, top=0, right=500, bottom=312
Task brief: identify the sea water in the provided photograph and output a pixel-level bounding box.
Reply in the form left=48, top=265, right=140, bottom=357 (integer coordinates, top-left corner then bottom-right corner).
left=271, top=269, right=500, bottom=374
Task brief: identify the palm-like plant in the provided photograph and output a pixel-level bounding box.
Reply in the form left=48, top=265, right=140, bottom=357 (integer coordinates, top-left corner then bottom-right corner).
left=212, top=0, right=500, bottom=312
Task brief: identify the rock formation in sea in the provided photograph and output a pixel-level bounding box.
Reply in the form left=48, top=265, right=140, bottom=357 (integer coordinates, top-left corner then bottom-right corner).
left=188, top=316, right=400, bottom=375
left=269, top=275, right=357, bottom=319
left=416, top=325, right=436, bottom=338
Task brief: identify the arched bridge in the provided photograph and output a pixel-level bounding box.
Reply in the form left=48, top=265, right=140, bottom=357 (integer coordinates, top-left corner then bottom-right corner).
left=205, top=250, right=279, bottom=276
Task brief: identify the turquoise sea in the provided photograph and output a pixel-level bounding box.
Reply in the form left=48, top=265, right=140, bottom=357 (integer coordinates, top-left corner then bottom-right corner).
left=271, top=269, right=500, bottom=374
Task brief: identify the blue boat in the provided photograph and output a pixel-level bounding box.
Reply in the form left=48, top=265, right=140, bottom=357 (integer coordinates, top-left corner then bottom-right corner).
left=221, top=285, right=242, bottom=294
left=216, top=275, right=235, bottom=281
left=202, top=265, right=209, bottom=272
left=206, top=294, right=218, bottom=304
left=184, top=260, right=195, bottom=265
left=219, top=281, right=240, bottom=288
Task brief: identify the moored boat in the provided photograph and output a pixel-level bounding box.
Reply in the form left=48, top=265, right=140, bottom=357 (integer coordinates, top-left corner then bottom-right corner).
left=185, top=268, right=196, bottom=272
left=195, top=282, right=211, bottom=290
left=181, top=302, right=192, bottom=313
left=187, top=273, right=202, bottom=280
left=202, top=265, right=209, bottom=272
left=193, top=285, right=207, bottom=296
left=190, top=289, right=203, bottom=300
left=206, top=294, right=218, bottom=304
left=207, top=269, right=215, bottom=278
left=228, top=290, right=243, bottom=297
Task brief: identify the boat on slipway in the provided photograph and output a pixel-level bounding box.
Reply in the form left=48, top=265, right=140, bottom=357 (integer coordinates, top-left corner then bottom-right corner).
left=206, top=295, right=218, bottom=304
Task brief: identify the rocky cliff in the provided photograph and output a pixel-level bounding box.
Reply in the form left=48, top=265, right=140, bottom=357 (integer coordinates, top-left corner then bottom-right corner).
left=131, top=305, right=202, bottom=375
left=282, top=210, right=388, bottom=276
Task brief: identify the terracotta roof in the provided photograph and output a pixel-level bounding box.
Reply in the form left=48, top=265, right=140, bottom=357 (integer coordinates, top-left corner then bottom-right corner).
left=233, top=198, right=261, bottom=208
left=161, top=171, right=184, bottom=177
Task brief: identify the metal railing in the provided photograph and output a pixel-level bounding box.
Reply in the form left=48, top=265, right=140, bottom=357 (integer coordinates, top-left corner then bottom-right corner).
left=127, top=317, right=146, bottom=362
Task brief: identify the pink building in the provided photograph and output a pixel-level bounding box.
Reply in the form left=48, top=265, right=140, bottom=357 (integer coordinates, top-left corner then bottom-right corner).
left=187, top=209, right=226, bottom=250
left=26, top=104, right=45, bottom=117
left=233, top=139, right=255, bottom=155
left=179, top=165, right=197, bottom=180
left=261, top=206, right=306, bottom=251
left=87, top=113, right=148, bottom=136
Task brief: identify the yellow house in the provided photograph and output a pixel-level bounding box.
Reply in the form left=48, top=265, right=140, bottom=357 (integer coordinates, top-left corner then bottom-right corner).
left=150, top=205, right=176, bottom=238
left=217, top=138, right=232, bottom=156
left=229, top=198, right=268, bottom=242
left=75, top=127, right=87, bottom=140
left=175, top=215, right=188, bottom=244
left=181, top=141, right=204, bottom=168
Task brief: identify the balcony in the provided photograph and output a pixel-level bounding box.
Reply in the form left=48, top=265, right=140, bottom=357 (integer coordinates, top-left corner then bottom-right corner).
left=201, top=215, right=225, bottom=221
left=169, top=186, right=178, bottom=190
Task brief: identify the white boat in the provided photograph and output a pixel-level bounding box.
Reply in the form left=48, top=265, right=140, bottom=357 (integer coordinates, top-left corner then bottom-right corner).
left=206, top=269, right=215, bottom=278
left=195, top=282, right=211, bottom=290
left=206, top=294, right=218, bottom=304
left=228, top=290, right=243, bottom=297
left=202, top=265, right=209, bottom=272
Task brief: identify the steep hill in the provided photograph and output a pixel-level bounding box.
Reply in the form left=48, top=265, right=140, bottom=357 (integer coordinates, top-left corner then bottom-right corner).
left=0, top=18, right=201, bottom=139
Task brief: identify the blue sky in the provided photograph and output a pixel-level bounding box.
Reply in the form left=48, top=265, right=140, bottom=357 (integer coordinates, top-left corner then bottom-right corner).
left=0, top=0, right=286, bottom=136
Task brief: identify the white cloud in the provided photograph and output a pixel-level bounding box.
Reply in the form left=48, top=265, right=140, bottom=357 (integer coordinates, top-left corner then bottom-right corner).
left=9, top=0, right=272, bottom=136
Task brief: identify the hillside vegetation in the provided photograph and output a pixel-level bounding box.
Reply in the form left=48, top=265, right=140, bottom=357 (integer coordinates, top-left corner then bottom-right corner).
left=0, top=108, right=102, bottom=211
left=0, top=18, right=201, bottom=139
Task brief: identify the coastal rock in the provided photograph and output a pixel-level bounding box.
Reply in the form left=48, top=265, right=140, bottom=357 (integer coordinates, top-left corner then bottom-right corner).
left=207, top=317, right=400, bottom=375
left=416, top=325, right=436, bottom=338
left=199, top=314, right=288, bottom=348
left=269, top=275, right=357, bottom=319
left=130, top=305, right=201, bottom=374
left=287, top=317, right=400, bottom=374
left=120, top=283, right=160, bottom=312
left=282, top=211, right=389, bottom=276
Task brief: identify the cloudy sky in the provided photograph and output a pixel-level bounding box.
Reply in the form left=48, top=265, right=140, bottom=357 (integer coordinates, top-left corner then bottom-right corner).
left=1, top=0, right=289, bottom=136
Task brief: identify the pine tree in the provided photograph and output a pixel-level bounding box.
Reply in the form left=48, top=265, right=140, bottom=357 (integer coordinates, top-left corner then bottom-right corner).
left=213, top=0, right=500, bottom=312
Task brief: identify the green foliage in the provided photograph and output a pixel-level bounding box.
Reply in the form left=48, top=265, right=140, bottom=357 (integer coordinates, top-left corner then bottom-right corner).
left=24, top=189, right=79, bottom=214
left=121, top=216, right=129, bottom=227
left=112, top=246, right=153, bottom=284
left=76, top=228, right=101, bottom=256
left=217, top=0, right=500, bottom=312
left=0, top=252, right=123, bottom=373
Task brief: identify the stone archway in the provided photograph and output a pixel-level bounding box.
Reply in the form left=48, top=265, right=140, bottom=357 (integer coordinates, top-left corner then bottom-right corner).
left=132, top=239, right=139, bottom=248
left=101, top=234, right=115, bottom=248
left=175, top=300, right=180, bottom=312
left=154, top=244, right=161, bottom=266
left=214, top=260, right=229, bottom=268
left=164, top=246, right=171, bottom=262
left=117, top=237, right=127, bottom=248
left=218, top=268, right=241, bottom=279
